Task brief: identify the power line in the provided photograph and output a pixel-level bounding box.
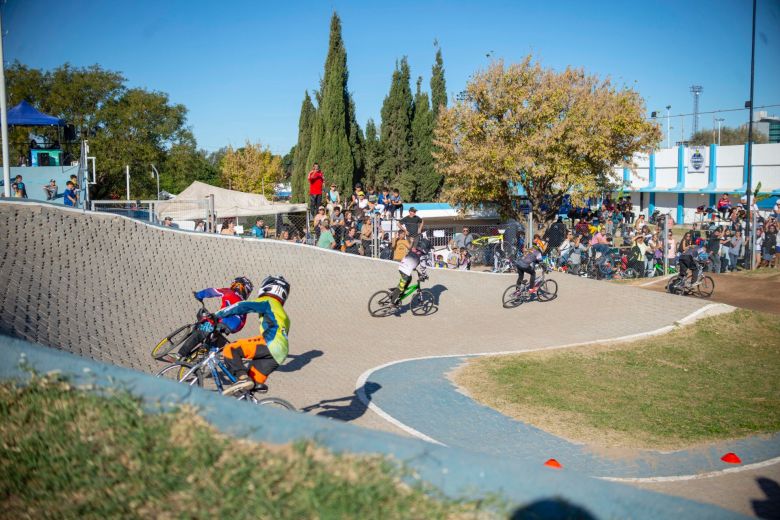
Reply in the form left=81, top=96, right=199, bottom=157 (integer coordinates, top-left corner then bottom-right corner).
left=651, top=103, right=780, bottom=120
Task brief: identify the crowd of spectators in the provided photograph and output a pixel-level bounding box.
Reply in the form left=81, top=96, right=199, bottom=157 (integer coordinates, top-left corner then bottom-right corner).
left=1, top=173, right=81, bottom=207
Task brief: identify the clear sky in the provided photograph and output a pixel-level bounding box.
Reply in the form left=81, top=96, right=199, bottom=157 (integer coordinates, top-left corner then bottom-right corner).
left=3, top=0, right=779, bottom=154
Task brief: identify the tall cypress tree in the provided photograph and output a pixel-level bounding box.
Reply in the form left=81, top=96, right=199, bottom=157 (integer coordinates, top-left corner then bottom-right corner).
left=347, top=95, right=364, bottom=186
left=411, top=77, right=439, bottom=201
left=362, top=118, right=382, bottom=188
left=430, top=46, right=447, bottom=118
left=379, top=57, right=414, bottom=199
left=292, top=91, right=315, bottom=203
left=306, top=13, right=355, bottom=196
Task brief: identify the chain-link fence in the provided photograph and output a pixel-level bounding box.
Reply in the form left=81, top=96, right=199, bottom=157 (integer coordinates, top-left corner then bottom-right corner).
left=91, top=199, right=214, bottom=231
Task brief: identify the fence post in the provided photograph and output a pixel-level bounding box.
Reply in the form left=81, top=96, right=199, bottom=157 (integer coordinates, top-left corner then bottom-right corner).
left=748, top=211, right=757, bottom=270
left=663, top=216, right=669, bottom=275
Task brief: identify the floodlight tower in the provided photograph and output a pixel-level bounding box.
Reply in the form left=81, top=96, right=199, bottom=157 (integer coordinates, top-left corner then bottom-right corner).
left=690, top=85, right=703, bottom=137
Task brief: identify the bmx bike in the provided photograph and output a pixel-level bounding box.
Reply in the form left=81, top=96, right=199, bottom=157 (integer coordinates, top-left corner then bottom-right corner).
left=368, top=276, right=436, bottom=317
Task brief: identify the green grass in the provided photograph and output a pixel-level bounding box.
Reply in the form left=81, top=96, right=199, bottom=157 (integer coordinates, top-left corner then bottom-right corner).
left=0, top=375, right=500, bottom=519
left=456, top=309, right=780, bottom=449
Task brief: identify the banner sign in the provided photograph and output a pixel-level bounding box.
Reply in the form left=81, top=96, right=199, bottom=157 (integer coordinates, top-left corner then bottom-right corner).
left=688, top=146, right=706, bottom=174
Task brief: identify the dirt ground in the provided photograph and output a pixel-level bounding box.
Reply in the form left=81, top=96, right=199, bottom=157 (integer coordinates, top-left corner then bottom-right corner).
left=638, top=269, right=780, bottom=315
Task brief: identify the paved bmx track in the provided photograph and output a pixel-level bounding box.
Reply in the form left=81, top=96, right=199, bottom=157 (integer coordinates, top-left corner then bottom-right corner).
left=1, top=202, right=777, bottom=515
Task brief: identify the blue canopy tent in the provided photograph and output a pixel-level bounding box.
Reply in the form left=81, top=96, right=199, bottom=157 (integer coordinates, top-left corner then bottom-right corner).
left=7, top=101, right=65, bottom=127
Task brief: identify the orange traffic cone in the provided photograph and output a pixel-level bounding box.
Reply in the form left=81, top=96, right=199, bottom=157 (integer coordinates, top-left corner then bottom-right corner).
left=721, top=453, right=742, bottom=464
left=544, top=458, right=563, bottom=469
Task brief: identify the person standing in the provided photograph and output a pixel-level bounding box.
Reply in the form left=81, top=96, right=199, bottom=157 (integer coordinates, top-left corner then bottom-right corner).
left=250, top=219, right=267, bottom=239
left=400, top=207, right=424, bottom=245
left=308, top=163, right=324, bottom=215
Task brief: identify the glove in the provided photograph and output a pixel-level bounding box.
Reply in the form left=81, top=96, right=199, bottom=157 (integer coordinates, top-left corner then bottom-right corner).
left=198, top=321, right=214, bottom=334
left=215, top=323, right=230, bottom=335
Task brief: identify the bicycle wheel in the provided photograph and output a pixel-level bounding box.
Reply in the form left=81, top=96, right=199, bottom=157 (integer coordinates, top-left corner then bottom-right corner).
left=502, top=284, right=524, bottom=308
left=536, top=279, right=558, bottom=302
left=255, top=397, right=297, bottom=411
left=368, top=290, right=396, bottom=317
left=695, top=276, right=714, bottom=298
left=622, top=268, right=638, bottom=279
left=151, top=324, right=195, bottom=361
left=411, top=290, right=436, bottom=316
left=156, top=362, right=202, bottom=387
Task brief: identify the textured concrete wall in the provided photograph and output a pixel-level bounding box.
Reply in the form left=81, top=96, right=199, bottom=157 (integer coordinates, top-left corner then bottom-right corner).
left=0, top=201, right=706, bottom=435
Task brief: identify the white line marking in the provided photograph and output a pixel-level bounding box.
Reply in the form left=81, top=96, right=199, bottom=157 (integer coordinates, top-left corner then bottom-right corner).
left=353, top=303, right=780, bottom=481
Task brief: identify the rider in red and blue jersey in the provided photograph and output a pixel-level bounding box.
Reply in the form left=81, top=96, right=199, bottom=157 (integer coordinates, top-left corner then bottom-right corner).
left=177, top=277, right=253, bottom=358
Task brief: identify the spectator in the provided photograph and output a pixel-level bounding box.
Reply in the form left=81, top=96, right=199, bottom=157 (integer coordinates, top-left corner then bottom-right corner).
left=350, top=182, right=366, bottom=210
left=377, top=187, right=391, bottom=218
left=454, top=226, right=474, bottom=250
left=755, top=227, right=765, bottom=268
left=63, top=181, right=78, bottom=207
left=772, top=200, right=780, bottom=220
left=388, top=188, right=403, bottom=218
left=392, top=229, right=411, bottom=261
left=457, top=249, right=471, bottom=270
left=568, top=236, right=587, bottom=274
left=558, top=231, right=574, bottom=266
left=717, top=193, right=731, bottom=220
left=434, top=254, right=447, bottom=268
left=678, top=231, right=693, bottom=254
left=308, top=163, right=324, bottom=215
left=344, top=227, right=360, bottom=254
left=12, top=175, right=27, bottom=198
left=706, top=227, right=722, bottom=272
left=760, top=224, right=777, bottom=268
left=325, top=183, right=341, bottom=213
left=360, top=216, right=373, bottom=256
left=220, top=220, right=236, bottom=235
left=634, top=214, right=646, bottom=231
left=400, top=207, right=424, bottom=244
left=729, top=230, right=745, bottom=271
left=313, top=206, right=327, bottom=240
left=665, top=230, right=677, bottom=266
left=544, top=217, right=568, bottom=250
left=42, top=179, right=58, bottom=200
left=194, top=220, right=206, bottom=232
left=355, top=193, right=369, bottom=222
left=330, top=206, right=345, bottom=247
left=317, top=219, right=337, bottom=249
left=343, top=209, right=355, bottom=231
left=366, top=186, right=379, bottom=206
left=250, top=219, right=267, bottom=239
left=446, top=246, right=460, bottom=269
left=69, top=174, right=80, bottom=191
left=163, top=216, right=180, bottom=229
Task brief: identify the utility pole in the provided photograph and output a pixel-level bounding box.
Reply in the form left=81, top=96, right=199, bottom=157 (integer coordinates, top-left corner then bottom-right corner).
left=715, top=118, right=725, bottom=145
left=745, top=0, right=757, bottom=269
left=690, top=85, right=703, bottom=137
left=666, top=105, right=672, bottom=148
left=0, top=12, right=10, bottom=197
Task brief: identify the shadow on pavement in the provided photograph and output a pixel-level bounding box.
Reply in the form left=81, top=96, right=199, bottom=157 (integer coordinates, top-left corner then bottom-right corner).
left=510, top=498, right=596, bottom=519
left=427, top=284, right=448, bottom=305
left=278, top=349, right=324, bottom=373
left=752, top=477, right=780, bottom=519
left=300, top=382, right=380, bottom=422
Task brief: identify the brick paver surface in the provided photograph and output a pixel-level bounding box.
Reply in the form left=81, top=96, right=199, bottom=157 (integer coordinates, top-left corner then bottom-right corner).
left=2, top=201, right=771, bottom=515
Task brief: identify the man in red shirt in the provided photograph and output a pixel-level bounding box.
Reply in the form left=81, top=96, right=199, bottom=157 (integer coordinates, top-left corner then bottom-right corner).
left=308, top=163, right=324, bottom=215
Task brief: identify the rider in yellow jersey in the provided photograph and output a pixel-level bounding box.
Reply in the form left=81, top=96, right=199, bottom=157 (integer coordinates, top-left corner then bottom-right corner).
left=208, top=275, right=291, bottom=396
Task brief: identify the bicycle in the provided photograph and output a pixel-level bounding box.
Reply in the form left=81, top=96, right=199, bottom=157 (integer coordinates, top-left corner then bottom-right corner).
left=156, top=320, right=296, bottom=411
left=368, top=275, right=436, bottom=317
left=666, top=261, right=714, bottom=298
left=151, top=305, right=212, bottom=363
left=502, top=266, right=558, bottom=308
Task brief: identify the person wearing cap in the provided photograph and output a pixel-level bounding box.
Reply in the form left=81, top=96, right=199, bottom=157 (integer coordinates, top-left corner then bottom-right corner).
left=400, top=207, right=424, bottom=245
left=678, top=238, right=707, bottom=287
left=326, top=183, right=340, bottom=213
left=42, top=179, right=58, bottom=200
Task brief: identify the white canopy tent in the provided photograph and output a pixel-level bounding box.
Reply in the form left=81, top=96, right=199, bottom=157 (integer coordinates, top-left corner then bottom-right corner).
left=157, top=181, right=307, bottom=220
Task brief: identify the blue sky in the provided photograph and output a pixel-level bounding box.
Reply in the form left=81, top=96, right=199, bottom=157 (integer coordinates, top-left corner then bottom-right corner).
left=3, top=0, right=779, bottom=154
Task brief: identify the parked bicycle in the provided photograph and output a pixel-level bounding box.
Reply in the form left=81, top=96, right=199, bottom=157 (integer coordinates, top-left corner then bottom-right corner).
left=368, top=275, right=436, bottom=317
left=502, top=266, right=558, bottom=308
left=156, top=314, right=295, bottom=411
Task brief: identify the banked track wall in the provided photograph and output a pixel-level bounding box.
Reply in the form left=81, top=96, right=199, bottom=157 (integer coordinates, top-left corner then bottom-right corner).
left=0, top=201, right=707, bottom=433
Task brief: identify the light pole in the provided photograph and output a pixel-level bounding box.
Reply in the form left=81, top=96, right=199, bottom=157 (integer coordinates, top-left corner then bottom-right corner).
left=150, top=164, right=160, bottom=200
left=666, top=105, right=672, bottom=148
left=745, top=0, right=757, bottom=269
left=715, top=118, right=725, bottom=145
left=0, top=12, right=10, bottom=197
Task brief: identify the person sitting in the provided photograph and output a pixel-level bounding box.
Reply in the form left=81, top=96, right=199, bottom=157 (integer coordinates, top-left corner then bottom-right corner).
left=390, top=238, right=431, bottom=305
left=220, top=220, right=236, bottom=235
left=208, top=275, right=291, bottom=396
left=250, top=219, right=267, bottom=239
left=177, top=277, right=254, bottom=359
left=717, top=193, right=731, bottom=220
left=42, top=179, right=58, bottom=200
left=63, top=181, right=78, bottom=207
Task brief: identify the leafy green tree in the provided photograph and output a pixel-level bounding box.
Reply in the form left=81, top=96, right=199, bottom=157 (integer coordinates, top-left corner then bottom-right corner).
left=410, top=77, right=439, bottom=201
left=690, top=125, right=768, bottom=146
left=282, top=145, right=296, bottom=180
left=430, top=46, right=447, bottom=119
left=362, top=118, right=383, bottom=188
left=379, top=57, right=414, bottom=198
left=434, top=57, right=661, bottom=224
left=221, top=141, right=282, bottom=198
left=306, top=13, right=355, bottom=196
left=162, top=137, right=219, bottom=194
left=292, top=91, right=316, bottom=203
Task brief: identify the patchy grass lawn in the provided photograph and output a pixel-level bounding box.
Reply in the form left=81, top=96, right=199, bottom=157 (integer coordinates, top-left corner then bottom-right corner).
left=0, top=376, right=500, bottom=519
left=455, top=309, right=780, bottom=450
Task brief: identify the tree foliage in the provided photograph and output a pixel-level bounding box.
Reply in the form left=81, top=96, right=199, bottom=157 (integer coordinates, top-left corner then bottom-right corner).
left=411, top=77, right=439, bottom=201
left=434, top=57, right=661, bottom=223
left=306, top=13, right=355, bottom=196
left=430, top=46, right=447, bottom=119
left=689, top=125, right=768, bottom=146
left=292, top=92, right=316, bottom=202
left=379, top=57, right=414, bottom=198
left=362, top=118, right=382, bottom=188
left=221, top=141, right=283, bottom=198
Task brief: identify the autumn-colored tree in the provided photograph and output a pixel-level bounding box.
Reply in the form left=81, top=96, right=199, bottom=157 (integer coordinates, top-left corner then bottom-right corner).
left=689, top=125, right=768, bottom=146
left=221, top=141, right=283, bottom=198
left=434, top=57, right=661, bottom=223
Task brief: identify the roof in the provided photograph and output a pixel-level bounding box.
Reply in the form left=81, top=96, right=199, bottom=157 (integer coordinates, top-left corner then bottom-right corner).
left=8, top=101, right=65, bottom=127
left=157, top=181, right=307, bottom=219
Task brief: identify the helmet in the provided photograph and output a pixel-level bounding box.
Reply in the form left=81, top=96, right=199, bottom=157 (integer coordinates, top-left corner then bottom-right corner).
left=231, top=277, right=254, bottom=300
left=259, top=275, right=290, bottom=304
left=415, top=237, right=431, bottom=254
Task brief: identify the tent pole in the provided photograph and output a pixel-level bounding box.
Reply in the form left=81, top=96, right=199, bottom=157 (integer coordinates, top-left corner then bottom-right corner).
left=0, top=12, right=11, bottom=197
